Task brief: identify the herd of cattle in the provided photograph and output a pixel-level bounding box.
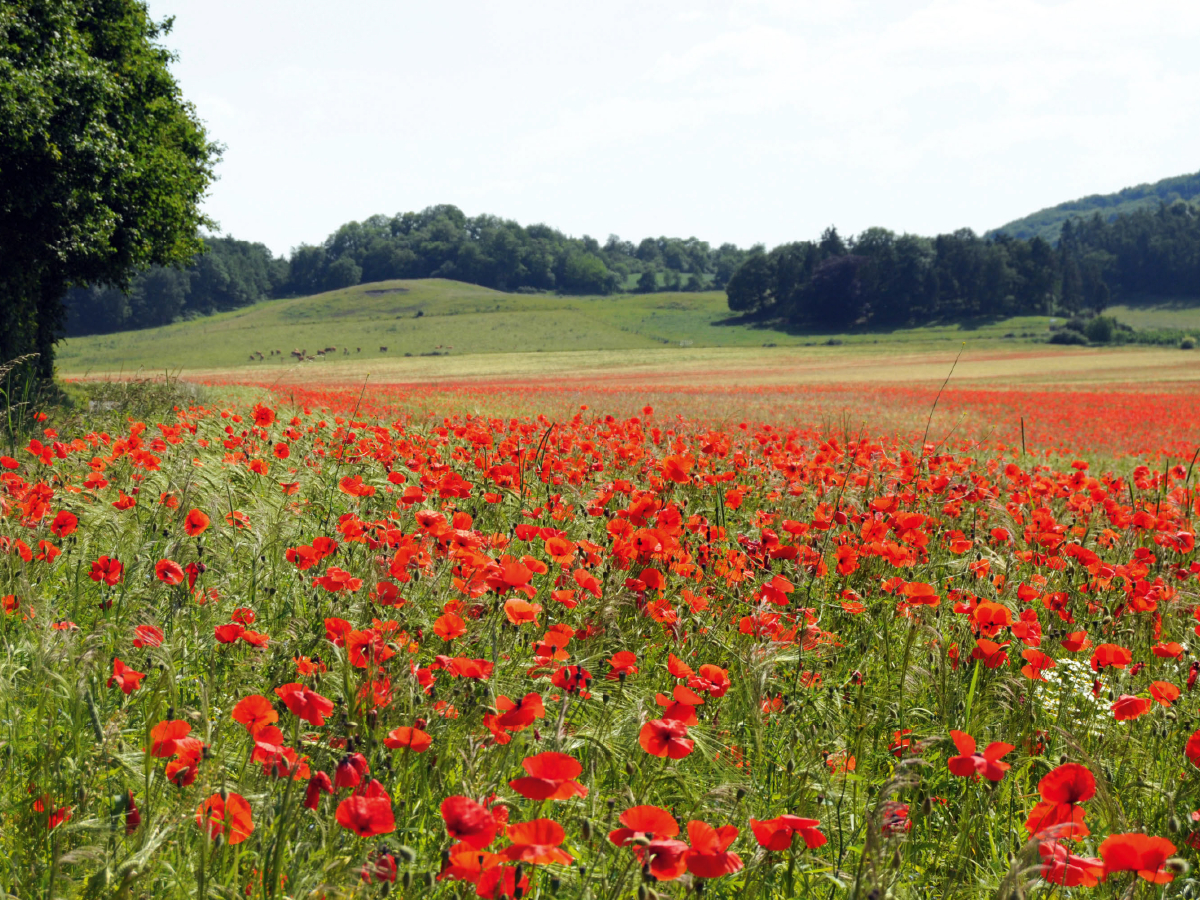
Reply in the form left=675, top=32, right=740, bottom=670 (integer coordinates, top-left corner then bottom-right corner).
left=247, top=346, right=389, bottom=362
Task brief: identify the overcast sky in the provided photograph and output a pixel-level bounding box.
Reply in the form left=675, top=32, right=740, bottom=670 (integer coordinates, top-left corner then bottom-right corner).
left=146, top=0, right=1200, bottom=257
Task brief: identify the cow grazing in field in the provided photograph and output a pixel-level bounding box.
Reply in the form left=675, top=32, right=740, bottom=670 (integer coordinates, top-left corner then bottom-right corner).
left=379, top=346, right=388, bottom=352
left=290, top=349, right=305, bottom=360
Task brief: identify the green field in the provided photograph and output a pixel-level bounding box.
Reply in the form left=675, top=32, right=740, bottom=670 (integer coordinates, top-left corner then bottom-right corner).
left=57, top=278, right=1200, bottom=375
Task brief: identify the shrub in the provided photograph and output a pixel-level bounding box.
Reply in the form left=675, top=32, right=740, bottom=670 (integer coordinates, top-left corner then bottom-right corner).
left=1049, top=329, right=1089, bottom=345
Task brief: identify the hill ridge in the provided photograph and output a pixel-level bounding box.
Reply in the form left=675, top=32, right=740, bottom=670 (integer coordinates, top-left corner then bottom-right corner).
left=992, top=170, right=1200, bottom=242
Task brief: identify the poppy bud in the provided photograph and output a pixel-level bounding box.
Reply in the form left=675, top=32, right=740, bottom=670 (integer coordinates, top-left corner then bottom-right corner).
left=580, top=818, right=593, bottom=841
left=625, top=761, right=636, bottom=777
left=549, top=876, right=561, bottom=894
left=398, top=845, right=416, bottom=863
left=1167, top=858, right=1190, bottom=876
left=735, top=787, right=746, bottom=801
left=638, top=886, right=650, bottom=900
left=786, top=759, right=795, bottom=775
left=401, top=871, right=413, bottom=890
left=921, top=796, right=932, bottom=816
left=1169, top=815, right=1182, bottom=833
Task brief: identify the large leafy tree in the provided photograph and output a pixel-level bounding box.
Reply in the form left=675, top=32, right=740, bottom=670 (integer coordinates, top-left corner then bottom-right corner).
left=0, top=0, right=219, bottom=377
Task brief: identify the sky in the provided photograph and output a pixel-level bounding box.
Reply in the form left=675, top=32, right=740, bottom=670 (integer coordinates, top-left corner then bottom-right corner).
left=146, top=0, right=1200, bottom=258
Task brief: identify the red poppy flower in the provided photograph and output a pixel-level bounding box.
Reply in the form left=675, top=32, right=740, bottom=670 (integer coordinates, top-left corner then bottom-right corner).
left=433, top=612, right=467, bottom=641
left=441, top=796, right=498, bottom=849
left=196, top=792, right=254, bottom=844
left=149, top=719, right=191, bottom=757
left=486, top=692, right=546, bottom=736
left=240, top=630, right=269, bottom=648
left=502, top=819, right=574, bottom=865
left=749, top=815, right=827, bottom=851
left=1038, top=841, right=1103, bottom=887
left=183, top=508, right=210, bottom=536
left=155, top=559, right=184, bottom=586
left=642, top=839, right=691, bottom=881
left=336, top=795, right=395, bottom=837
left=1039, top=764, right=1096, bottom=804
left=89, top=555, right=123, bottom=586
left=970, top=638, right=1009, bottom=668
left=384, top=726, right=432, bottom=753
left=335, top=752, right=370, bottom=789
left=684, top=820, right=743, bottom=878
left=509, top=752, right=588, bottom=800
left=124, top=791, right=141, bottom=834
left=1111, top=694, right=1153, bottom=721
left=1186, top=729, right=1200, bottom=768
left=607, top=650, right=639, bottom=680
left=313, top=565, right=362, bottom=593
left=503, top=598, right=542, bottom=626
left=1149, top=681, right=1180, bottom=706
left=133, top=624, right=164, bottom=648
left=214, top=623, right=244, bottom=644
left=1152, top=641, right=1184, bottom=658
left=304, top=771, right=333, bottom=810
left=231, top=694, right=279, bottom=736
left=274, top=683, right=334, bottom=726
left=1099, top=833, right=1176, bottom=883
left=50, top=510, right=77, bottom=537
left=108, top=658, right=145, bottom=694
left=166, top=738, right=204, bottom=786
left=639, top=718, right=694, bottom=759
left=1090, top=643, right=1132, bottom=672
left=1020, top=648, right=1055, bottom=681
left=946, top=730, right=1014, bottom=782
left=609, top=805, right=680, bottom=846
left=475, top=865, right=529, bottom=899
left=1060, top=631, right=1090, bottom=653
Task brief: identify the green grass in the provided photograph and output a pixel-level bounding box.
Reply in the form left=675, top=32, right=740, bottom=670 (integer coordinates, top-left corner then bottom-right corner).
left=58, top=279, right=1076, bottom=375
left=1106, top=296, right=1200, bottom=333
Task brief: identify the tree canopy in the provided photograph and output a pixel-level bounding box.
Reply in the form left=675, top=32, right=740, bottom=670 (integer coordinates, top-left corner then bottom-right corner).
left=0, top=0, right=219, bottom=376
left=723, top=201, right=1200, bottom=330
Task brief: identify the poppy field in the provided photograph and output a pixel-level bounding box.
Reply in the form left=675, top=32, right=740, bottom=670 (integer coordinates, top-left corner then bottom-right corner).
left=4, top=376, right=1200, bottom=899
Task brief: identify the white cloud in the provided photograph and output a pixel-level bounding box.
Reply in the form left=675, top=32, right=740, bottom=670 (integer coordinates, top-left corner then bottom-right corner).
left=147, top=0, right=1200, bottom=254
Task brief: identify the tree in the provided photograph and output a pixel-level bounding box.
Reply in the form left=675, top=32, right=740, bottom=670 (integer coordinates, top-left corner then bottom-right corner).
left=636, top=269, right=658, bottom=293
left=0, top=0, right=220, bottom=376
left=725, top=251, right=772, bottom=314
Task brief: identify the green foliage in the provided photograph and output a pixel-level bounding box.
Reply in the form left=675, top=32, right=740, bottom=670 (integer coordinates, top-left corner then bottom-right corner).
left=727, top=204, right=1200, bottom=330
left=1084, top=315, right=1117, bottom=344
left=994, top=169, right=1200, bottom=241
left=0, top=0, right=219, bottom=377
left=62, top=237, right=285, bottom=335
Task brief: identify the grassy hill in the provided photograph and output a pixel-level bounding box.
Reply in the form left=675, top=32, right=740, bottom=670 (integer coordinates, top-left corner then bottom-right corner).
left=992, top=170, right=1200, bottom=242
left=58, top=278, right=1070, bottom=374
left=57, top=278, right=1200, bottom=376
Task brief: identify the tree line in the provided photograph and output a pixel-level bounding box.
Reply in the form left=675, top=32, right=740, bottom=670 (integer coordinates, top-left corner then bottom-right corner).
left=64, top=205, right=754, bottom=335
left=725, top=201, right=1200, bottom=329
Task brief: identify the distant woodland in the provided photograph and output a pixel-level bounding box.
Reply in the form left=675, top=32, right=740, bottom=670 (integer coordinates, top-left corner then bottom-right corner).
left=64, top=206, right=746, bottom=335
left=65, top=184, right=1200, bottom=338
left=724, top=201, right=1200, bottom=330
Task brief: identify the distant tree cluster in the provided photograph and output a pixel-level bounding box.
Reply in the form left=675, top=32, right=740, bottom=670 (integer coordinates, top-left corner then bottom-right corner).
left=63, top=205, right=753, bottom=336
left=64, top=237, right=286, bottom=335
left=726, top=202, right=1200, bottom=330
left=287, top=206, right=747, bottom=296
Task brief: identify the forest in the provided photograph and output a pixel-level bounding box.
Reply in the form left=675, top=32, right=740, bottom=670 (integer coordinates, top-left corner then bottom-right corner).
left=63, top=197, right=1200, bottom=339
left=724, top=200, right=1200, bottom=330
left=63, top=206, right=746, bottom=335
